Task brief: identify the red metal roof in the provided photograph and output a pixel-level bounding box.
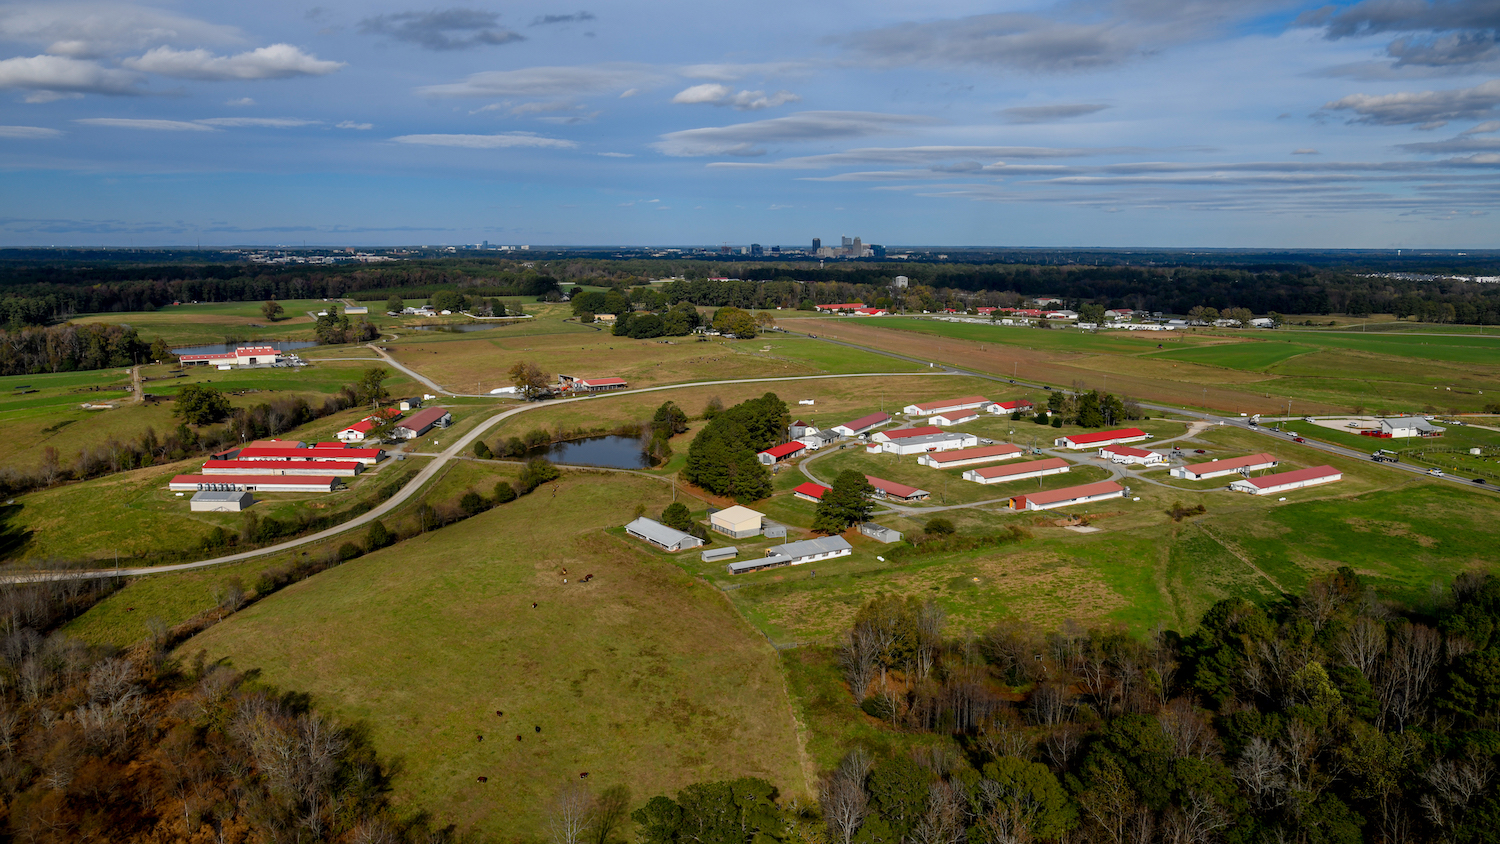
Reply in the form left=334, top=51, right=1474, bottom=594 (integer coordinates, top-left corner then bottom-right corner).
left=926, top=444, right=1023, bottom=464
left=880, top=425, right=944, bottom=440
left=994, top=399, right=1034, bottom=410
left=911, top=395, right=990, bottom=412
left=793, top=482, right=829, bottom=499
left=236, top=446, right=382, bottom=460
left=838, top=411, right=890, bottom=431
left=171, top=474, right=335, bottom=485
left=761, top=442, right=807, bottom=459
left=1181, top=452, right=1278, bottom=475
left=1062, top=428, right=1147, bottom=446
left=815, top=303, right=865, bottom=310
left=577, top=376, right=627, bottom=387
left=1102, top=446, right=1155, bottom=458
left=204, top=460, right=363, bottom=472
left=398, top=406, right=450, bottom=432
left=971, top=457, right=1069, bottom=479
left=1015, top=480, right=1122, bottom=506
left=865, top=475, right=925, bottom=498
left=1239, top=465, right=1340, bottom=489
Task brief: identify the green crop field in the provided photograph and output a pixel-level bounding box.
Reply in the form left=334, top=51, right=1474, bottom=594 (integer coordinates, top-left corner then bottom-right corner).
left=182, top=473, right=808, bottom=838
left=1149, top=341, right=1316, bottom=371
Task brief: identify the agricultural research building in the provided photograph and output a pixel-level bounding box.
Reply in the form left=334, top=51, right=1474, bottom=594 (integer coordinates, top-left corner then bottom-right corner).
left=873, top=425, right=943, bottom=443
left=728, top=535, right=853, bottom=574
left=189, top=490, right=254, bottom=512
left=932, top=412, right=980, bottom=427
left=859, top=523, right=903, bottom=543
left=918, top=444, right=1023, bottom=468
left=1171, top=453, right=1278, bottom=480
left=1099, top=446, right=1166, bottom=466
left=394, top=407, right=453, bottom=439
left=1010, top=480, right=1124, bottom=511
left=1380, top=417, right=1445, bottom=438
left=1230, top=465, right=1342, bottom=495
left=231, top=445, right=385, bottom=465
left=865, top=475, right=930, bottom=502
left=558, top=375, right=628, bottom=393
left=793, top=482, right=830, bottom=502
left=169, top=475, right=339, bottom=493
left=757, top=442, right=806, bottom=465
left=710, top=505, right=765, bottom=539
left=624, top=517, right=705, bottom=552
left=832, top=412, right=891, bottom=437
left=875, top=431, right=979, bottom=455
left=201, top=460, right=364, bottom=477
left=902, top=396, right=990, bottom=417
left=1054, top=428, right=1149, bottom=450
left=987, top=400, right=1034, bottom=414
left=964, top=457, right=1070, bottom=484
left=178, top=345, right=283, bottom=367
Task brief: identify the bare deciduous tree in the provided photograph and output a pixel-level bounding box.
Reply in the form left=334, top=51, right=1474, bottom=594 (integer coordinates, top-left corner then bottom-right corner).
left=1158, top=699, right=1217, bottom=761
left=977, top=709, right=1034, bottom=761
left=547, top=780, right=595, bottom=844
left=822, top=749, right=871, bottom=844
left=910, top=780, right=969, bottom=844
left=1235, top=737, right=1286, bottom=811
left=1335, top=616, right=1387, bottom=680
left=1377, top=623, right=1442, bottom=730
left=839, top=622, right=881, bottom=701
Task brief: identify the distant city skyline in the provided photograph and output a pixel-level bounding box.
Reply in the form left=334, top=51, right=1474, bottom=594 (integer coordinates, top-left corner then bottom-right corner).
left=1, top=0, right=1499, bottom=248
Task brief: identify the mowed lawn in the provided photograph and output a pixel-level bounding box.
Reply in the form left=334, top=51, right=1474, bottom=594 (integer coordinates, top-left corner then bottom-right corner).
left=182, top=473, right=809, bottom=838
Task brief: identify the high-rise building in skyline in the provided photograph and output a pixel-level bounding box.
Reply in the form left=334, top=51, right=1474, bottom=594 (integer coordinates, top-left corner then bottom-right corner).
left=812, top=238, right=821, bottom=251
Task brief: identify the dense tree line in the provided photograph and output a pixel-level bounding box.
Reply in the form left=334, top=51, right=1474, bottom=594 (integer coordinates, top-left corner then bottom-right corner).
left=0, top=574, right=459, bottom=844
left=0, top=323, right=151, bottom=375
left=681, top=393, right=788, bottom=502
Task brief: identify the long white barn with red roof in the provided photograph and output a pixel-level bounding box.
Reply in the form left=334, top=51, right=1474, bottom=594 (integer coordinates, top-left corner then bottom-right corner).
left=179, top=345, right=283, bottom=366
left=1230, top=466, right=1342, bottom=495
left=1054, top=428, right=1149, bottom=449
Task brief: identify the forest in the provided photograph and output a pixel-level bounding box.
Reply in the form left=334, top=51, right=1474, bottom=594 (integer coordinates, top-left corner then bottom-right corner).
left=3, top=253, right=1499, bottom=327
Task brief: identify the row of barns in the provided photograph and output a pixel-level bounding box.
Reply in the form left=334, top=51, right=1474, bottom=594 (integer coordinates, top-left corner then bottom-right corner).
left=170, top=438, right=394, bottom=510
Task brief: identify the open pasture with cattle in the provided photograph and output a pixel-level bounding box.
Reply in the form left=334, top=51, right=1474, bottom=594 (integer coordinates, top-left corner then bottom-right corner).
left=180, top=472, right=808, bottom=839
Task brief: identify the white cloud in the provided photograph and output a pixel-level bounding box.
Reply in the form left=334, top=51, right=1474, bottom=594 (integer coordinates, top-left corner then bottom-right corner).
left=124, top=44, right=344, bottom=81
left=619, top=88, right=639, bottom=98
left=0, top=3, right=241, bottom=59
left=672, top=83, right=731, bottom=104
left=598, top=152, right=633, bottom=157
left=225, top=97, right=256, bottom=106
left=196, top=117, right=319, bottom=128
left=655, top=111, right=934, bottom=157
left=1462, top=120, right=1500, bottom=135
left=0, top=125, right=62, bottom=139
left=337, top=121, right=373, bottom=130
left=419, top=63, right=662, bottom=98
left=390, top=132, right=577, bottom=149
left=0, top=54, right=142, bottom=99
left=1322, top=79, right=1500, bottom=128
left=1000, top=103, right=1110, bottom=124
left=678, top=62, right=810, bottom=82
left=75, top=118, right=216, bottom=131
left=706, top=144, right=1134, bottom=170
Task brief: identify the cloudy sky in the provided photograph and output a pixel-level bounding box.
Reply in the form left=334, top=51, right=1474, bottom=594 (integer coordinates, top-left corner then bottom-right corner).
left=1, top=0, right=1499, bottom=248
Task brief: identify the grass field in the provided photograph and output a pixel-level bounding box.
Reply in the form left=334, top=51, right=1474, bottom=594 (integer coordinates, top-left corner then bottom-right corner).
left=182, top=473, right=809, bottom=838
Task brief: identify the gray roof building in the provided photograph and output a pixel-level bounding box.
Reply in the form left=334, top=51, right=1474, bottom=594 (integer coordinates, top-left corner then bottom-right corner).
left=625, top=517, right=704, bottom=552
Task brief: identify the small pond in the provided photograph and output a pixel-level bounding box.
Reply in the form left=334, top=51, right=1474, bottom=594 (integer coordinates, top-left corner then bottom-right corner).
left=408, top=323, right=505, bottom=333
left=172, top=340, right=319, bottom=356
left=521, top=435, right=652, bottom=469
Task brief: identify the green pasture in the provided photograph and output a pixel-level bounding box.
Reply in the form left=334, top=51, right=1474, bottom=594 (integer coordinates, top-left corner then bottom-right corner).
left=843, top=317, right=1181, bottom=355
left=182, top=473, right=808, bottom=838
left=1149, top=341, right=1316, bottom=371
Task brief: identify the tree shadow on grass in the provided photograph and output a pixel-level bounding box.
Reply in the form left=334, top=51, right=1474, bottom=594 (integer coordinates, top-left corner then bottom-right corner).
left=0, top=503, right=35, bottom=562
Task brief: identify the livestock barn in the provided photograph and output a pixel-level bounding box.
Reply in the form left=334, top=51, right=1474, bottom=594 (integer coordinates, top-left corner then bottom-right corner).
left=1099, top=446, right=1166, bottom=466
left=1170, top=453, right=1278, bottom=480
left=931, top=412, right=980, bottom=426
left=864, top=475, right=930, bottom=502
left=964, top=457, right=1070, bottom=484
left=793, top=482, right=830, bottom=502
left=986, top=400, right=1034, bottom=414
left=757, top=442, right=806, bottom=465
left=918, top=444, right=1023, bottom=469
left=728, top=535, right=853, bottom=574
left=189, top=490, right=254, bottom=512
left=831, top=412, right=891, bottom=437
left=231, top=445, right=385, bottom=465
left=393, top=406, right=453, bottom=439
left=1229, top=465, right=1342, bottom=495
left=901, top=396, right=991, bottom=417
left=201, top=460, right=364, bottom=477
left=624, top=517, right=704, bottom=552
left=1009, top=480, right=1124, bottom=511
left=169, top=475, right=339, bottom=493
left=178, top=345, right=283, bottom=367
left=1053, top=428, right=1149, bottom=450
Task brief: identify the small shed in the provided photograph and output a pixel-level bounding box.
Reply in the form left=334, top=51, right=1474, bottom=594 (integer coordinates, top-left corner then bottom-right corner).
left=859, top=523, right=903, bottom=543
left=190, top=490, right=254, bottom=512
left=701, top=546, right=738, bottom=563
left=762, top=521, right=788, bottom=539
left=710, top=505, right=765, bottom=539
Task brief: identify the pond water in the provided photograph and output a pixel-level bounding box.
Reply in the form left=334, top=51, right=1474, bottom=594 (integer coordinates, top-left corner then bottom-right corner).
left=171, top=340, right=319, bottom=356
left=408, top=323, right=504, bottom=333
left=522, top=435, right=652, bottom=469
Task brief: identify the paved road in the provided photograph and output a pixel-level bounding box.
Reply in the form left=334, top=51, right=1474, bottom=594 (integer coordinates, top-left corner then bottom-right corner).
left=781, top=324, right=1500, bottom=495
left=7, top=369, right=952, bottom=582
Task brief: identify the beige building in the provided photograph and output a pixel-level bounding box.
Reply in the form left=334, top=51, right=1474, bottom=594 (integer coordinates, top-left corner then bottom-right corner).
left=710, top=505, right=765, bottom=539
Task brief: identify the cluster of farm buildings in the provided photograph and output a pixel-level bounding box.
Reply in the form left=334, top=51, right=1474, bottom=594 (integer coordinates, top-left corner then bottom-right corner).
left=623, top=388, right=1356, bottom=574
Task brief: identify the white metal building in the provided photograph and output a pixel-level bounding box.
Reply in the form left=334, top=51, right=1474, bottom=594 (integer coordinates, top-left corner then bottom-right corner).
left=728, top=535, right=853, bottom=574
left=902, top=396, right=991, bottom=417
left=1170, top=453, right=1278, bottom=480
left=1010, top=480, right=1123, bottom=511
left=624, top=517, right=705, bottom=551
left=931, top=412, right=980, bottom=427
left=964, top=457, right=1070, bottom=484
left=190, top=490, right=254, bottom=512
left=877, top=431, right=979, bottom=455
left=1379, top=417, right=1446, bottom=438
left=1229, top=465, right=1342, bottom=495
left=918, top=444, right=1023, bottom=468
left=1099, top=446, right=1166, bottom=466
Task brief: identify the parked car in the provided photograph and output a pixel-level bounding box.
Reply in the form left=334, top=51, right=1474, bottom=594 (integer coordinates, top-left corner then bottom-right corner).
left=1194, top=449, right=1207, bottom=454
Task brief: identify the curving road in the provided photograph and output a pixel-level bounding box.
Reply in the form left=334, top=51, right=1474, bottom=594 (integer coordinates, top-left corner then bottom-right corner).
left=7, top=369, right=954, bottom=582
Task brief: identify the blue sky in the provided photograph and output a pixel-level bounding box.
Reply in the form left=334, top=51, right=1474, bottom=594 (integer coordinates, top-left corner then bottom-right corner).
left=1, top=0, right=1499, bottom=248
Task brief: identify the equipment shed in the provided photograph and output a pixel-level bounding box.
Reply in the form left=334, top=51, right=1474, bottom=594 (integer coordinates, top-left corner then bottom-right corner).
left=624, top=517, right=704, bottom=552
left=190, top=490, right=253, bottom=512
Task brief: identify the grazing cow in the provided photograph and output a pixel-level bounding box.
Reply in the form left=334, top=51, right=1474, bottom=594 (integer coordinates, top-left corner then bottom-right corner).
left=477, top=735, right=483, bottom=742
left=535, top=726, right=541, bottom=733
left=516, top=735, right=522, bottom=741
left=582, top=574, right=594, bottom=583
left=496, top=710, right=502, bottom=716
left=580, top=772, right=589, bottom=779
left=532, top=602, right=538, bottom=608
left=478, top=776, right=488, bottom=783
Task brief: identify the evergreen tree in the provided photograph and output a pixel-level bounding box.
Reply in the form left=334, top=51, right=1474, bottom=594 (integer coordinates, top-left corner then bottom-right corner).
left=813, top=470, right=874, bottom=533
